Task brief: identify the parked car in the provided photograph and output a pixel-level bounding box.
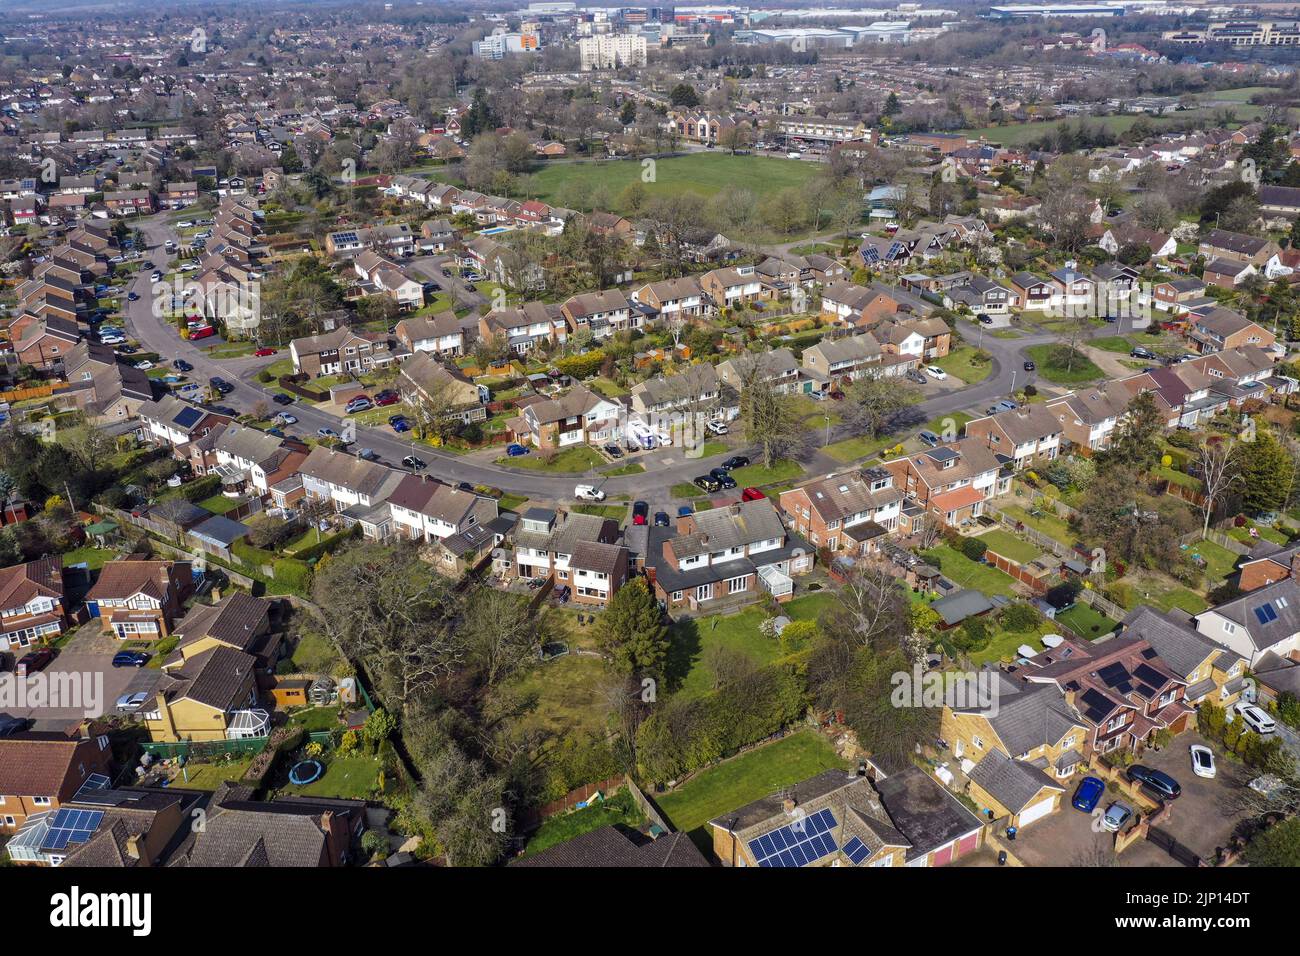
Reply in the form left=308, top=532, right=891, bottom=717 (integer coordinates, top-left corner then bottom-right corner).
left=391, top=418, right=411, bottom=433
left=722, top=456, right=749, bottom=470
left=1023, top=360, right=1036, bottom=372
left=905, top=369, right=927, bottom=385
left=706, top=420, right=728, bottom=436
left=357, top=448, right=380, bottom=462
left=505, top=443, right=530, bottom=457
left=1189, top=744, right=1216, bottom=778
left=272, top=393, right=294, bottom=406
left=653, top=511, right=670, bottom=527
left=345, top=397, right=372, bottom=414
left=112, top=650, right=150, bottom=668
left=1071, top=775, right=1105, bottom=813
left=275, top=413, right=298, bottom=426
left=574, top=484, right=606, bottom=502
left=402, top=455, right=427, bottom=471
left=317, top=427, right=339, bottom=440
left=677, top=506, right=693, bottom=518
left=918, top=430, right=941, bottom=447
left=604, top=444, right=624, bottom=459
left=116, top=691, right=150, bottom=713
left=977, top=313, right=994, bottom=324
left=632, top=501, right=649, bottom=525
left=1101, top=802, right=1133, bottom=833
left=710, top=468, right=737, bottom=490
left=1130, top=346, right=1157, bottom=360
left=254, top=347, right=277, bottom=357
left=172, top=359, right=193, bottom=372
left=374, top=390, right=400, bottom=407
left=741, top=487, right=765, bottom=502
left=994, top=399, right=1018, bottom=412
left=127, top=291, right=139, bottom=301
left=1127, top=765, right=1181, bottom=801
left=0, top=715, right=29, bottom=737
left=189, top=325, right=216, bottom=340
left=925, top=365, right=947, bottom=381
left=1234, top=701, right=1276, bottom=735
left=694, top=475, right=722, bottom=493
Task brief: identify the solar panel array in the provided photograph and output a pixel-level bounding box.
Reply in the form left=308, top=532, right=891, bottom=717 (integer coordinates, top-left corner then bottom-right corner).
left=842, top=836, right=871, bottom=865
left=748, top=808, right=839, bottom=867
left=332, top=231, right=359, bottom=245
left=1254, top=603, right=1279, bottom=625
left=43, top=808, right=103, bottom=851
left=173, top=406, right=204, bottom=429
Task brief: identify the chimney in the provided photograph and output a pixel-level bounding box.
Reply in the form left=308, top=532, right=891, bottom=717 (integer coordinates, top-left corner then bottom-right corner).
left=729, top=503, right=741, bottom=517
left=1290, top=551, right=1300, bottom=581
left=782, top=797, right=797, bottom=814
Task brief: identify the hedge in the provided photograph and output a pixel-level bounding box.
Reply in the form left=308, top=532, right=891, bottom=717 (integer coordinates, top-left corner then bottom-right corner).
left=160, top=474, right=222, bottom=504
left=636, top=664, right=808, bottom=783
left=271, top=557, right=313, bottom=593
left=290, top=524, right=359, bottom=562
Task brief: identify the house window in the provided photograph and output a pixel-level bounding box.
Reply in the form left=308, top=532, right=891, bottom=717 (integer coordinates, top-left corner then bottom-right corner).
left=971, top=736, right=983, bottom=751
left=671, top=590, right=683, bottom=602
left=31, top=796, right=51, bottom=806
left=1222, top=622, right=1236, bottom=635
left=727, top=575, right=748, bottom=594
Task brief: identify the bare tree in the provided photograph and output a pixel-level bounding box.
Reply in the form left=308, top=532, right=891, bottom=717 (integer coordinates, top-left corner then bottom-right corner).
left=734, top=356, right=806, bottom=468
left=1197, top=438, right=1240, bottom=539
left=823, top=559, right=908, bottom=651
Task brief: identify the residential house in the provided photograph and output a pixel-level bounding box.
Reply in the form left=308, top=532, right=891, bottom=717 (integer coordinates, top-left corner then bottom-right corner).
left=397, top=352, right=488, bottom=425
left=801, top=332, right=883, bottom=386
left=1009, top=272, right=1053, bottom=312
left=9, top=786, right=194, bottom=868
left=629, top=364, right=725, bottom=420
left=943, top=275, right=1013, bottom=317
left=1045, top=383, right=1132, bottom=454
left=289, top=328, right=391, bottom=378
left=1187, top=308, right=1276, bottom=355
left=0, top=731, right=114, bottom=833
left=1198, top=229, right=1280, bottom=266
left=699, top=265, right=766, bottom=309
left=963, top=405, right=1063, bottom=470
left=144, top=646, right=262, bottom=742
left=298, top=446, right=404, bottom=515
left=509, top=507, right=620, bottom=587
left=86, top=559, right=193, bottom=641
left=161, top=592, right=279, bottom=675
left=214, top=426, right=308, bottom=498
left=1238, top=541, right=1300, bottom=593
left=647, top=499, right=813, bottom=612
left=136, top=395, right=231, bottom=449
left=881, top=439, right=1007, bottom=529
left=630, top=277, right=706, bottom=322
left=521, top=385, right=624, bottom=450
left=1193, top=577, right=1300, bottom=667
left=0, top=557, right=68, bottom=652
left=386, top=474, right=498, bottom=547
left=717, top=349, right=805, bottom=396
left=511, top=826, right=707, bottom=867
left=818, top=281, right=899, bottom=328
left=779, top=467, right=904, bottom=557
left=394, top=312, right=464, bottom=357
left=1149, top=277, right=1208, bottom=313
left=561, top=289, right=636, bottom=339
left=1115, top=606, right=1247, bottom=710
left=478, top=302, right=566, bottom=354
left=1203, top=258, right=1257, bottom=290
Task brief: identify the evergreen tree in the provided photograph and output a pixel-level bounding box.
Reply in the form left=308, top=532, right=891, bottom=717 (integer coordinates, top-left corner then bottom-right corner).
left=595, top=579, right=669, bottom=679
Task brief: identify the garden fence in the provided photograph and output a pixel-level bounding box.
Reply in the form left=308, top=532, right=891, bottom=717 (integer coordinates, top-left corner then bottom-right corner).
left=1077, top=588, right=1126, bottom=622
left=141, top=736, right=268, bottom=761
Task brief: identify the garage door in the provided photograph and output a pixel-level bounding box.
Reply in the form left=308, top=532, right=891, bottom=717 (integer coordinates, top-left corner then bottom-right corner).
left=1018, top=796, right=1055, bottom=828
left=956, top=832, right=979, bottom=856
left=931, top=843, right=953, bottom=866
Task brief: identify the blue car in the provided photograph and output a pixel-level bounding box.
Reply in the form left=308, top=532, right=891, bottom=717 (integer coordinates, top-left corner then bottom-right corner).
left=677, top=506, right=693, bottom=518
left=506, top=443, right=530, bottom=457
left=1071, top=775, right=1105, bottom=813
left=112, top=650, right=150, bottom=668
left=392, top=420, right=411, bottom=433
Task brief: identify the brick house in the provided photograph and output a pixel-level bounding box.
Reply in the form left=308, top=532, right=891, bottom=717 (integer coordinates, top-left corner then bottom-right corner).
left=0, top=731, right=114, bottom=834
left=0, top=557, right=68, bottom=652
left=570, top=540, right=630, bottom=606
left=779, top=466, right=904, bottom=558
left=509, top=508, right=620, bottom=588
left=881, top=439, right=1007, bottom=529
left=963, top=405, right=1063, bottom=470
left=289, top=328, right=391, bottom=378
left=86, top=559, right=193, bottom=641
left=1187, top=308, right=1276, bottom=355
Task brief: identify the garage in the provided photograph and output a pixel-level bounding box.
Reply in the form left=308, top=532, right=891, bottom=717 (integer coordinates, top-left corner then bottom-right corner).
left=1017, top=795, right=1056, bottom=828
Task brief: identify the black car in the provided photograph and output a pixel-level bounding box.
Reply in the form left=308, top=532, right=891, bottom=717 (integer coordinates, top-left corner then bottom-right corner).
left=653, top=511, right=670, bottom=527
left=172, top=359, right=193, bottom=372
left=112, top=650, right=150, bottom=668
left=1023, top=360, right=1036, bottom=371
left=0, top=715, right=29, bottom=738
left=403, top=455, right=427, bottom=471
left=211, top=405, right=237, bottom=416
left=272, top=393, right=294, bottom=405
left=457, top=481, right=474, bottom=492
left=721, top=456, right=749, bottom=470
left=693, top=475, right=722, bottom=493
left=604, top=444, right=624, bottom=459
left=632, top=501, right=649, bottom=526
left=1126, top=765, right=1181, bottom=801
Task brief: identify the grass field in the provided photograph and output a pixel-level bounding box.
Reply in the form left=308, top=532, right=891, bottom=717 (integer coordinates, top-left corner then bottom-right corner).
left=1055, top=602, right=1117, bottom=639
left=1024, top=344, right=1104, bottom=385
left=495, top=444, right=605, bottom=473
left=512, top=653, right=612, bottom=738
left=1091, top=336, right=1134, bottom=354
left=935, top=346, right=993, bottom=385
left=728, top=459, right=806, bottom=487
left=655, top=730, right=848, bottom=840
left=922, top=544, right=1020, bottom=598
left=523, top=788, right=645, bottom=857
left=529, top=153, right=819, bottom=214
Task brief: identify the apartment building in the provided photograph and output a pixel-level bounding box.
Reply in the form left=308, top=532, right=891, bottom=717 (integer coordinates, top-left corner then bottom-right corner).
left=579, top=33, right=648, bottom=69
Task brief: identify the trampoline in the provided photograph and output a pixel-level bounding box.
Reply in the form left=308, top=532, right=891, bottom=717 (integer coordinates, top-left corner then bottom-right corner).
left=288, top=759, right=324, bottom=785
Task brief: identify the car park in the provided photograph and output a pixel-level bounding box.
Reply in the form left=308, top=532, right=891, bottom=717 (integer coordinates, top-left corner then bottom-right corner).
left=402, top=455, right=427, bottom=471
left=694, top=475, right=722, bottom=493
left=1071, top=775, right=1105, bottom=813
left=632, top=501, right=649, bottom=525
left=1100, top=802, right=1133, bottom=832
left=1233, top=701, right=1276, bottom=735
left=505, top=443, right=529, bottom=456
left=1127, top=765, right=1181, bottom=801
left=112, top=650, right=150, bottom=668
left=1189, top=744, right=1216, bottom=778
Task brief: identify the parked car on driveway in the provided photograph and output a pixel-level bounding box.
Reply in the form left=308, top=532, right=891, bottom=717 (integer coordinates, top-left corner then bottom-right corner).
left=918, top=430, right=941, bottom=447
left=344, top=396, right=372, bottom=414
left=1101, top=802, right=1133, bottom=832
left=604, top=444, right=624, bottom=459
left=1189, top=744, right=1216, bottom=778
left=706, top=420, right=728, bottom=436
left=505, top=443, right=529, bottom=457
left=112, top=650, right=150, bottom=668
left=116, top=691, right=150, bottom=713
left=275, top=413, right=297, bottom=425
left=710, top=468, right=737, bottom=490
left=654, top=511, right=670, bottom=527
left=374, top=390, right=400, bottom=407
left=693, top=475, right=721, bottom=493
left=925, top=365, right=947, bottom=381
left=357, top=448, right=380, bottom=462
left=1234, top=701, right=1276, bottom=735
left=721, top=456, right=749, bottom=470
left=1127, top=765, right=1181, bottom=801
left=1071, top=775, right=1105, bottom=813
left=741, top=487, right=765, bottom=502
left=632, top=501, right=649, bottom=525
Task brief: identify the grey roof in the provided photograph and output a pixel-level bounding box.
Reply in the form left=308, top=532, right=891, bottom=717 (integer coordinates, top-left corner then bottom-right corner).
left=931, top=589, right=994, bottom=626
left=672, top=500, right=787, bottom=560
left=968, top=749, right=1063, bottom=814
left=173, top=592, right=272, bottom=652
left=166, top=645, right=255, bottom=710
left=1209, top=578, right=1300, bottom=651
left=954, top=678, right=1083, bottom=758
left=1118, top=605, right=1226, bottom=677
left=510, top=827, right=709, bottom=868
left=189, top=514, right=249, bottom=548
left=874, top=765, right=985, bottom=863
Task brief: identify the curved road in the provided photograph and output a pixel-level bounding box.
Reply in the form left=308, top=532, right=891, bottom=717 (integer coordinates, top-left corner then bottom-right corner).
left=122, top=217, right=1101, bottom=500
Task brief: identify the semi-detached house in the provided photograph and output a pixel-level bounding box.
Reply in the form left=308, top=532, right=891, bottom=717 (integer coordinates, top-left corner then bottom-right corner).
left=0, top=557, right=68, bottom=651
left=521, top=385, right=624, bottom=450
left=882, top=439, right=1007, bottom=529
left=963, top=405, right=1063, bottom=470
left=779, top=467, right=904, bottom=558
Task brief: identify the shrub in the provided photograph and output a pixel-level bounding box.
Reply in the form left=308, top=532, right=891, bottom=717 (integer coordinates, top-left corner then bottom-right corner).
left=954, top=615, right=991, bottom=651
left=778, top=619, right=819, bottom=655
left=1045, top=579, right=1081, bottom=610
left=1000, top=602, right=1041, bottom=632
left=361, top=830, right=389, bottom=861
left=271, top=558, right=313, bottom=594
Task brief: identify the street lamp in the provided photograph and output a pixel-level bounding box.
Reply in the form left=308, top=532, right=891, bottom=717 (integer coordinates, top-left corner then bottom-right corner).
left=824, top=413, right=831, bottom=447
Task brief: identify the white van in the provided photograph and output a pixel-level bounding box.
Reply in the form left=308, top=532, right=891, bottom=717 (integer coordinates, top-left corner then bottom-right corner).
left=574, top=484, right=606, bottom=501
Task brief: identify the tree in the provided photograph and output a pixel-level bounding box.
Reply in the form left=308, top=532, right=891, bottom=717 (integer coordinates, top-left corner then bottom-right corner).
left=841, top=373, right=921, bottom=440
left=669, top=83, right=699, bottom=108
left=735, top=357, right=807, bottom=468
left=1107, top=391, right=1164, bottom=471
left=406, top=376, right=462, bottom=445
left=595, top=579, right=669, bottom=678
left=462, top=588, right=543, bottom=687
left=822, top=560, right=909, bottom=651
left=1196, top=438, right=1240, bottom=538
left=1235, top=431, right=1296, bottom=515
left=1245, top=817, right=1300, bottom=867
left=362, top=708, right=397, bottom=752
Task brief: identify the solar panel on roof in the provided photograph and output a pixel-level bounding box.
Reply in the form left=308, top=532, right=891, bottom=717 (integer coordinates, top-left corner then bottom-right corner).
left=173, top=406, right=203, bottom=429
left=44, top=807, right=103, bottom=851
left=842, top=836, right=871, bottom=865
left=747, top=808, right=840, bottom=867
left=1254, top=603, right=1278, bottom=625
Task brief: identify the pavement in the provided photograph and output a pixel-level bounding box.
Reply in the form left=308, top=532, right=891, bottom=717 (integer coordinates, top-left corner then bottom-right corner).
left=120, top=216, right=1119, bottom=501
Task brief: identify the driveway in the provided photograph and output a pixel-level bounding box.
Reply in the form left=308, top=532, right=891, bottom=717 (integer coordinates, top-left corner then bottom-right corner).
left=1, top=625, right=162, bottom=725
left=1005, top=791, right=1123, bottom=867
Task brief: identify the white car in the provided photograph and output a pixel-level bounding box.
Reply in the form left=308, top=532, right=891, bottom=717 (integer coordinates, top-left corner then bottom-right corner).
left=706, top=420, right=728, bottom=436
left=926, top=365, right=947, bottom=381
left=1189, top=744, right=1216, bottom=778
left=1234, top=701, right=1276, bottom=735
left=134, top=361, right=154, bottom=371
left=574, top=484, right=606, bottom=501
left=276, top=413, right=298, bottom=425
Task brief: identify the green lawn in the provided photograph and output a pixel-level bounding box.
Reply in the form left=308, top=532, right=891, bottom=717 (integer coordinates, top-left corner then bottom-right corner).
left=588, top=376, right=629, bottom=399
left=523, top=788, right=645, bottom=857
left=1091, top=336, right=1134, bottom=354
left=728, top=460, right=805, bottom=488
left=922, top=544, right=1020, bottom=598
left=671, top=482, right=704, bottom=498
left=172, top=757, right=255, bottom=791
left=288, top=706, right=342, bottom=732
left=669, top=606, right=786, bottom=698
left=923, top=411, right=973, bottom=440
left=1228, top=523, right=1290, bottom=547
left=61, top=546, right=118, bottom=570
left=1001, top=503, right=1075, bottom=545
left=1055, top=602, right=1117, bottom=639
left=977, top=529, right=1042, bottom=565
left=512, top=653, right=613, bottom=737
left=574, top=503, right=629, bottom=520
left=968, top=621, right=1055, bottom=667
left=1024, top=345, right=1105, bottom=385
left=1188, top=537, right=1239, bottom=584
left=655, top=731, right=849, bottom=838
left=281, top=753, right=382, bottom=799
left=824, top=432, right=894, bottom=464
left=601, top=462, right=645, bottom=476
left=496, top=444, right=606, bottom=472
left=498, top=494, right=528, bottom=512
left=935, top=346, right=993, bottom=385
left=530, top=153, right=819, bottom=215
left=195, top=493, right=240, bottom=515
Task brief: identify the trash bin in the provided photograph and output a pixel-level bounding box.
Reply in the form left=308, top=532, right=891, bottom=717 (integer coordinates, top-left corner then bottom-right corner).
left=1006, top=825, right=1018, bottom=841
left=997, top=850, right=1008, bottom=866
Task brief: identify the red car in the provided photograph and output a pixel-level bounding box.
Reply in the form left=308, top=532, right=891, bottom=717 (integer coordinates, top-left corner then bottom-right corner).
left=254, top=347, right=277, bottom=357
left=373, top=391, right=400, bottom=407
left=189, top=325, right=215, bottom=340
left=741, top=487, right=766, bottom=502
